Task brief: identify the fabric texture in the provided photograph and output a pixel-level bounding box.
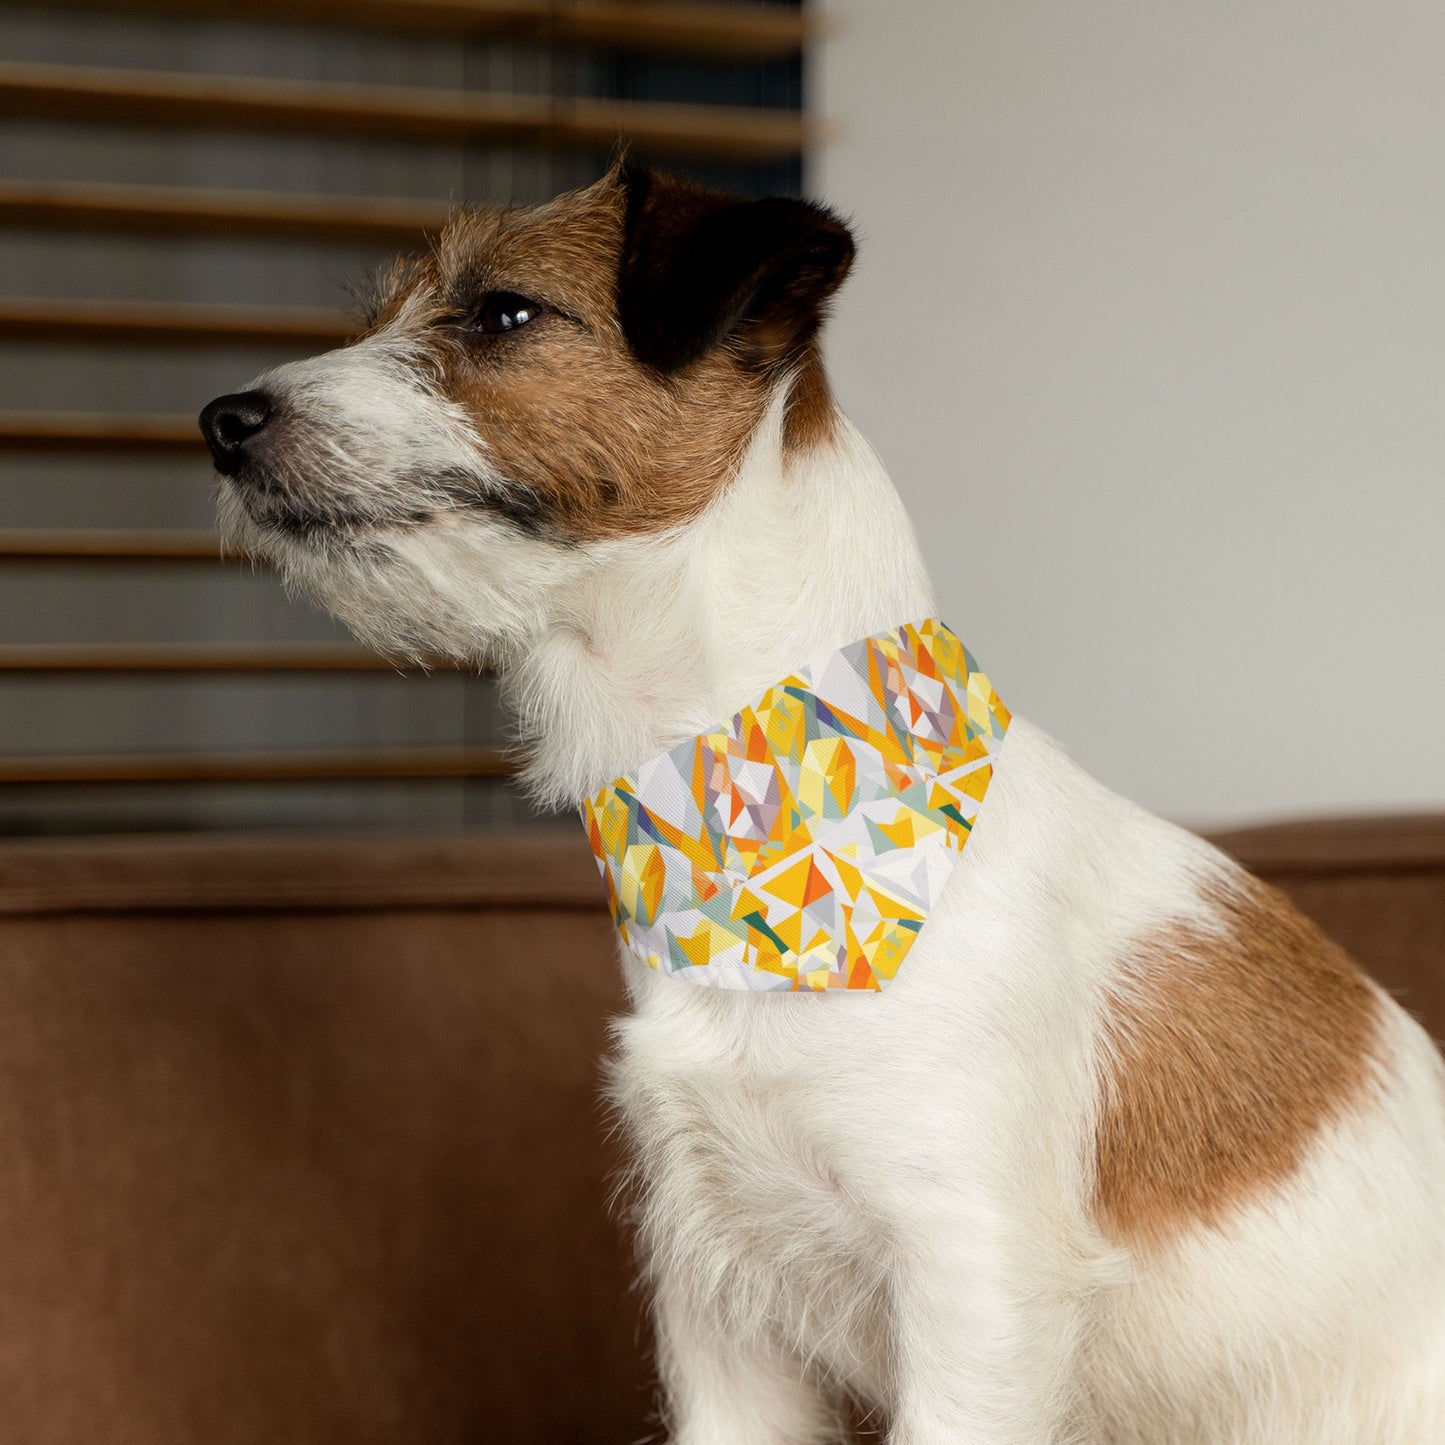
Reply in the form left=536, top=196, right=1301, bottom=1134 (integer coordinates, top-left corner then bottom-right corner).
left=582, top=619, right=1010, bottom=992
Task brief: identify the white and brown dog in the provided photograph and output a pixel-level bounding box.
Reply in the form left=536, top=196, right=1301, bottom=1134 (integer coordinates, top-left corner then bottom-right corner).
left=201, top=164, right=1445, bottom=1444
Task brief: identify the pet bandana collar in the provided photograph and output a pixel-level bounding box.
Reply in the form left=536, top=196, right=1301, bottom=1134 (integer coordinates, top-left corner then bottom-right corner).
left=582, top=619, right=1010, bottom=993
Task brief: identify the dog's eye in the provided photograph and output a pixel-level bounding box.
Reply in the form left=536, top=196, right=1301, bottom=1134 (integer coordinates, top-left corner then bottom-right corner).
left=471, top=291, right=544, bottom=335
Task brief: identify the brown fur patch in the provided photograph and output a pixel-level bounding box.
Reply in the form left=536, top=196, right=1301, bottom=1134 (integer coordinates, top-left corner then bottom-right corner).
left=782, top=344, right=840, bottom=457
left=365, top=171, right=844, bottom=541
left=383, top=183, right=767, bottom=540
left=1094, top=873, right=1382, bottom=1246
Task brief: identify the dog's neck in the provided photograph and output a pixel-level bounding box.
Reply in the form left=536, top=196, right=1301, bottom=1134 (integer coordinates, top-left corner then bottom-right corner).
left=505, top=390, right=936, bottom=809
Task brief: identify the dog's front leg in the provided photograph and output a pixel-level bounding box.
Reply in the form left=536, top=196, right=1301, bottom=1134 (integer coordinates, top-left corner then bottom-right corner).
left=885, top=1192, right=1091, bottom=1445
left=653, top=1275, right=842, bottom=1445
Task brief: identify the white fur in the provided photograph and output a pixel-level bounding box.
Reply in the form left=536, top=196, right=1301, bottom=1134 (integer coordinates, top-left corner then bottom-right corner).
left=220, top=349, right=1445, bottom=1443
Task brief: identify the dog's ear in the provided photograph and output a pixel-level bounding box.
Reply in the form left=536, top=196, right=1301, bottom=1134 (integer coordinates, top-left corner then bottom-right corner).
left=616, top=162, right=855, bottom=374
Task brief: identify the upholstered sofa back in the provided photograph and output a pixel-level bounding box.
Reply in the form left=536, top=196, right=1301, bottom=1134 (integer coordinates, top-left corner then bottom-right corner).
left=0, top=818, right=1439, bottom=1443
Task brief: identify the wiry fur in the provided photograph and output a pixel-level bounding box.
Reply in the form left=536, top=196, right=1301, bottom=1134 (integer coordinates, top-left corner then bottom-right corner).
left=207, top=170, right=1445, bottom=1443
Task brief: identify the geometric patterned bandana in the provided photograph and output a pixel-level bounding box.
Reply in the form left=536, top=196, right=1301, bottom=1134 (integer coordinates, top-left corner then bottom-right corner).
left=581, top=619, right=1010, bottom=992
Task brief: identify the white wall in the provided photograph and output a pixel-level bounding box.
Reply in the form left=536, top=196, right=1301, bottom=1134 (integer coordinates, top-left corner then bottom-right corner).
left=812, top=0, right=1445, bottom=826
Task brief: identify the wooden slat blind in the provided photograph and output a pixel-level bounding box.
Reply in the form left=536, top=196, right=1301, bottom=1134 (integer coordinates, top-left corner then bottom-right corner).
left=0, top=643, right=419, bottom=673
left=0, top=181, right=448, bottom=245
left=0, top=529, right=222, bottom=561
left=0, top=413, right=205, bottom=452
left=0, top=745, right=512, bottom=785
left=0, top=298, right=354, bottom=348
left=31, top=0, right=811, bottom=59
left=0, top=62, right=812, bottom=163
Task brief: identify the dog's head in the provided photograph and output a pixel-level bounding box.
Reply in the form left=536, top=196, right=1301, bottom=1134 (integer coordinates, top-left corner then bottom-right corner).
left=200, top=163, right=854, bottom=661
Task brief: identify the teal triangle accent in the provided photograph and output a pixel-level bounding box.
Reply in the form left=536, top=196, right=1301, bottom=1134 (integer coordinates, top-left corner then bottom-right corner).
left=895, top=781, right=930, bottom=811
left=665, top=930, right=693, bottom=972
left=740, top=910, right=790, bottom=957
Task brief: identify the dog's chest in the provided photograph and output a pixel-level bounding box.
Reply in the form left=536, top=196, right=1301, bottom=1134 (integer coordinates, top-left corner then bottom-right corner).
left=613, top=993, right=896, bottom=1385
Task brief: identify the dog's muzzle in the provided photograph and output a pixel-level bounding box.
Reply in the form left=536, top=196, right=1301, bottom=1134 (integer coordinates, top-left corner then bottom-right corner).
left=199, top=390, right=274, bottom=477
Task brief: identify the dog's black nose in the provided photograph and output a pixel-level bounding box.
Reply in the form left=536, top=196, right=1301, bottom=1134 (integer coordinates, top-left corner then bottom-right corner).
left=199, top=390, right=273, bottom=475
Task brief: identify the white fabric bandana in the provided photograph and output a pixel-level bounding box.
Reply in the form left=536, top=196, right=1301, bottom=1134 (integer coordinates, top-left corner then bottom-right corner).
left=582, top=620, right=1010, bottom=992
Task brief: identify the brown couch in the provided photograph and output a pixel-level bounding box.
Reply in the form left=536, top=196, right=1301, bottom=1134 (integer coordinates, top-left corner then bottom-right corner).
left=0, top=817, right=1440, bottom=1443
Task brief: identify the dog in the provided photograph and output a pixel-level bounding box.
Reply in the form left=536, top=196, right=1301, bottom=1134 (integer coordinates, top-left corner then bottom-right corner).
left=200, top=162, right=1445, bottom=1443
